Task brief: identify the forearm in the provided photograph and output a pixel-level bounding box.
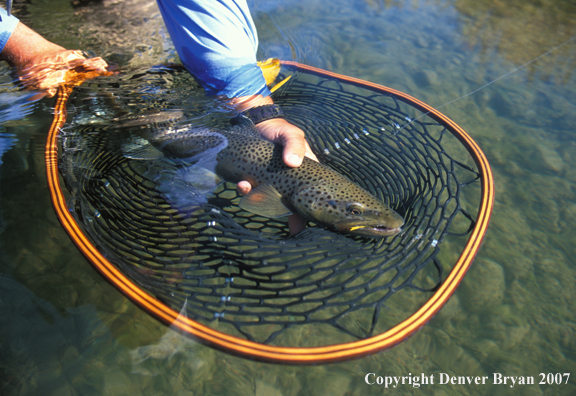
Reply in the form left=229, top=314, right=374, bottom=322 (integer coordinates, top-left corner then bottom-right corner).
left=0, top=20, right=65, bottom=68
left=156, top=0, right=270, bottom=99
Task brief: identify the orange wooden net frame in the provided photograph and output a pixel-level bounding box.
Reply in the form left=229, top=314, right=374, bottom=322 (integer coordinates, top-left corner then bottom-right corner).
left=46, top=63, right=494, bottom=364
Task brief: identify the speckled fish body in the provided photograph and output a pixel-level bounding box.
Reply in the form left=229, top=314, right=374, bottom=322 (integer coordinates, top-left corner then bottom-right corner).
left=147, top=123, right=404, bottom=237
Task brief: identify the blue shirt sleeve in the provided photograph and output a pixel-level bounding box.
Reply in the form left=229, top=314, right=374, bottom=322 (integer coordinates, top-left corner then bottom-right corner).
left=0, top=8, right=19, bottom=54
left=156, top=0, right=270, bottom=99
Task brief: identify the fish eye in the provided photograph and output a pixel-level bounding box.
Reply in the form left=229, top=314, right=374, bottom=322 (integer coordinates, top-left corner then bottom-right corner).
left=346, top=203, right=364, bottom=215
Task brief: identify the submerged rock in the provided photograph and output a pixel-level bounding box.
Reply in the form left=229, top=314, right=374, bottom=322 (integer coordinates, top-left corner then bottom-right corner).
left=535, top=144, right=565, bottom=173
left=460, top=258, right=505, bottom=310
left=414, top=69, right=440, bottom=87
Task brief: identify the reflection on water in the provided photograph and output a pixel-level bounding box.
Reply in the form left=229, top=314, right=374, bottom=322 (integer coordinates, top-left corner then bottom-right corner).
left=0, top=0, right=575, bottom=395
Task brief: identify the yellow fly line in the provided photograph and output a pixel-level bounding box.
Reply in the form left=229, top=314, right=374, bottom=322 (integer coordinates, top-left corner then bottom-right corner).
left=46, top=63, right=494, bottom=364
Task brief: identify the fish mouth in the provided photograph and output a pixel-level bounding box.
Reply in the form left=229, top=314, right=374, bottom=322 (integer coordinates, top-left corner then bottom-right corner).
left=334, top=221, right=403, bottom=237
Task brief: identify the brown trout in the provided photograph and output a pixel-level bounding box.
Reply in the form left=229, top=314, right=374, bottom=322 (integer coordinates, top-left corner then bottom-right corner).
left=134, top=121, right=404, bottom=237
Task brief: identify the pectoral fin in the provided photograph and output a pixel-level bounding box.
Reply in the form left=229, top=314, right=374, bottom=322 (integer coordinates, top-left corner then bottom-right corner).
left=179, top=165, right=223, bottom=191
left=239, top=184, right=292, bottom=218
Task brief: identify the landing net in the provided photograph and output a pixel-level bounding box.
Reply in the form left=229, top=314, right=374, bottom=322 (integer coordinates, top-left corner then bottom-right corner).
left=47, top=62, right=494, bottom=363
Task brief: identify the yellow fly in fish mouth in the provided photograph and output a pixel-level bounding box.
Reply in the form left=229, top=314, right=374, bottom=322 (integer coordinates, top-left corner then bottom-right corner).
left=334, top=217, right=404, bottom=237
left=338, top=200, right=404, bottom=237
left=293, top=188, right=405, bottom=237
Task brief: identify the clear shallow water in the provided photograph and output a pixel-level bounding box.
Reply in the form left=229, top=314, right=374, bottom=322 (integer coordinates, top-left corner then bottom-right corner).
left=1, top=0, right=575, bottom=395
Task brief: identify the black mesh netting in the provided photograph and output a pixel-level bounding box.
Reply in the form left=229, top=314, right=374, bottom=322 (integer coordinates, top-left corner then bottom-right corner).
left=59, top=65, right=481, bottom=346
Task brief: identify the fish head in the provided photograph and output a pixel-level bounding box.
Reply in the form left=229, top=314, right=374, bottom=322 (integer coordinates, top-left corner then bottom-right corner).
left=292, top=183, right=404, bottom=237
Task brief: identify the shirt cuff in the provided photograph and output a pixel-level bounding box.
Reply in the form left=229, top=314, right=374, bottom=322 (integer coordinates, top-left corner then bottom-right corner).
left=0, top=8, right=19, bottom=54
left=187, top=59, right=271, bottom=98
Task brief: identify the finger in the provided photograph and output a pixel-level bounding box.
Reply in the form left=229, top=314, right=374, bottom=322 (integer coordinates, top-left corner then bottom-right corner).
left=45, top=87, right=57, bottom=98
left=80, top=57, right=109, bottom=72
left=237, top=180, right=252, bottom=196
left=64, top=50, right=85, bottom=62
left=280, top=129, right=307, bottom=168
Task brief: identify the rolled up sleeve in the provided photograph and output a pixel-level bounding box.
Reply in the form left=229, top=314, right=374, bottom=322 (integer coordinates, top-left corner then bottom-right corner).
left=0, top=8, right=19, bottom=54
left=156, top=0, right=270, bottom=98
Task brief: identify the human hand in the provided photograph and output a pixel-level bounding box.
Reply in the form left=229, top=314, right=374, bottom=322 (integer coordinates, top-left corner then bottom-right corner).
left=18, top=49, right=109, bottom=98
left=256, top=117, right=318, bottom=167
left=0, top=20, right=111, bottom=98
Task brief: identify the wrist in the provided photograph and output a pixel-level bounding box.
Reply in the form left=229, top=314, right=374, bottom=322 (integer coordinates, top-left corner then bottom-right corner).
left=230, top=94, right=273, bottom=112
left=237, top=104, right=285, bottom=126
